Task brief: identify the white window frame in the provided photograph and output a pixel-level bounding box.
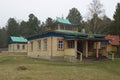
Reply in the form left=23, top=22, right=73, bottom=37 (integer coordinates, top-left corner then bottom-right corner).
left=37, top=40, right=41, bottom=50
left=58, top=39, right=64, bottom=51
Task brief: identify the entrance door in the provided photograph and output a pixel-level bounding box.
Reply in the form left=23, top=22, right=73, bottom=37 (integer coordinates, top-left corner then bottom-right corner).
left=77, top=40, right=83, bottom=59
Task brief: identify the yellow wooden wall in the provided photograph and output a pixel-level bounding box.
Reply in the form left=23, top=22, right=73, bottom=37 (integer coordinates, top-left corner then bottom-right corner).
left=93, top=42, right=101, bottom=49
left=27, top=37, right=76, bottom=60
left=28, top=37, right=52, bottom=59
left=51, top=37, right=64, bottom=56
left=107, top=45, right=117, bottom=52
left=8, top=43, right=27, bottom=53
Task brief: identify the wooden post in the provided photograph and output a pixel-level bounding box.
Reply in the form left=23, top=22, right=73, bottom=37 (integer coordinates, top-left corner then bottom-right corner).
left=112, top=53, right=114, bottom=61
left=85, top=41, right=88, bottom=58
left=80, top=53, right=82, bottom=62
left=51, top=37, right=53, bottom=59
left=75, top=40, right=77, bottom=59
left=106, top=42, right=109, bottom=58
left=96, top=42, right=99, bottom=58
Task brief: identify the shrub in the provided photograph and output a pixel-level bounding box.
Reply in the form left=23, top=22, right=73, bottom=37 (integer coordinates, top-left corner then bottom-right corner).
left=17, top=65, right=28, bottom=71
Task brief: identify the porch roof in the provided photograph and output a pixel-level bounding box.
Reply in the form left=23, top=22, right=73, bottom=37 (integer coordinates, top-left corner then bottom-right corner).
left=54, top=30, right=106, bottom=41
left=27, top=30, right=107, bottom=41
left=64, top=35, right=107, bottom=41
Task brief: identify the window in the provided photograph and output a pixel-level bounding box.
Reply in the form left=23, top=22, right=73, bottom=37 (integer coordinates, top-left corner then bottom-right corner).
left=38, top=40, right=41, bottom=50
left=22, top=45, right=25, bottom=50
left=60, top=25, right=64, bottom=30
left=30, top=42, right=33, bottom=51
left=101, top=42, right=106, bottom=48
left=17, top=45, right=20, bottom=50
left=88, top=41, right=94, bottom=52
left=43, top=39, right=47, bottom=50
left=58, top=40, right=64, bottom=50
left=67, top=40, right=75, bottom=48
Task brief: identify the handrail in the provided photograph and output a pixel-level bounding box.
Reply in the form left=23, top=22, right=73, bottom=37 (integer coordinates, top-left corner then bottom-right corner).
left=77, top=50, right=82, bottom=54
left=76, top=50, right=83, bottom=61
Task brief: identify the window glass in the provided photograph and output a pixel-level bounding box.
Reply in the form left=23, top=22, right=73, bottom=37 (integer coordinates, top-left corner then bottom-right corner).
left=58, top=40, right=64, bottom=50
left=38, top=40, right=41, bottom=50
left=67, top=40, right=75, bottom=48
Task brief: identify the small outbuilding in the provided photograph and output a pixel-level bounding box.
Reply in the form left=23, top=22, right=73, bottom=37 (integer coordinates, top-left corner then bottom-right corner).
left=106, top=35, right=120, bottom=52
left=8, top=36, right=28, bottom=53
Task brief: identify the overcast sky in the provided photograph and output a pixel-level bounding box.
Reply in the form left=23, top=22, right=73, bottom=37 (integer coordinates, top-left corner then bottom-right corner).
left=0, top=0, right=120, bottom=27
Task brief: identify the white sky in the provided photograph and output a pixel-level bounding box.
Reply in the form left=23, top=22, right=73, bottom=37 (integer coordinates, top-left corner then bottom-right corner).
left=0, top=0, right=120, bottom=27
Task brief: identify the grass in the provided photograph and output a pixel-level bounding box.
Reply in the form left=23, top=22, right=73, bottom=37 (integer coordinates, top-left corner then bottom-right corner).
left=0, top=54, right=120, bottom=80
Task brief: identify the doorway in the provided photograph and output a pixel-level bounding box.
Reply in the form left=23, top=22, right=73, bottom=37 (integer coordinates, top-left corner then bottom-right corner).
left=77, top=40, right=84, bottom=59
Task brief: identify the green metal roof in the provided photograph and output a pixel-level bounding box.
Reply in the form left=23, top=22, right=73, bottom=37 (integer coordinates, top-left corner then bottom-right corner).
left=94, top=34, right=105, bottom=37
left=54, top=30, right=106, bottom=41
left=10, top=36, right=27, bottom=43
left=56, top=18, right=71, bottom=24
left=54, top=30, right=87, bottom=36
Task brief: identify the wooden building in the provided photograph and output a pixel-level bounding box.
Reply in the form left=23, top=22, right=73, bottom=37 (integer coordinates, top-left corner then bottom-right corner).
left=8, top=36, right=28, bottom=53
left=106, top=35, right=120, bottom=52
left=27, top=18, right=108, bottom=61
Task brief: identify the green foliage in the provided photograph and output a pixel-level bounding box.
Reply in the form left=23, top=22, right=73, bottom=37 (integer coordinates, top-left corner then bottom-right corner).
left=6, top=18, right=19, bottom=37
left=19, top=21, right=28, bottom=37
left=19, top=13, right=41, bottom=37
left=45, top=17, right=55, bottom=30
left=0, top=28, right=8, bottom=48
left=27, top=14, right=41, bottom=36
left=115, top=46, right=120, bottom=58
left=45, top=17, right=54, bottom=26
left=114, top=3, right=120, bottom=22
left=0, top=13, right=43, bottom=48
left=39, top=22, right=47, bottom=34
left=110, top=3, right=120, bottom=35
left=66, top=8, right=82, bottom=24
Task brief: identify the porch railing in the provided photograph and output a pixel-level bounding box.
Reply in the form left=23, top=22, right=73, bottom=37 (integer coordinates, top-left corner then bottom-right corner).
left=76, top=50, right=83, bottom=62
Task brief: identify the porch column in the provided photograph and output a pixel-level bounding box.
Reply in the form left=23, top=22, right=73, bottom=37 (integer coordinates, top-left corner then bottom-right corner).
left=85, top=41, right=88, bottom=58
left=96, top=42, right=99, bottom=58
left=75, top=40, right=77, bottom=58
left=106, top=42, right=109, bottom=57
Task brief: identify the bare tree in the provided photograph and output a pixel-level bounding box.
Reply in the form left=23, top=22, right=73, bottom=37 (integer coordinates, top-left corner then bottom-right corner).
left=87, top=0, right=105, bottom=34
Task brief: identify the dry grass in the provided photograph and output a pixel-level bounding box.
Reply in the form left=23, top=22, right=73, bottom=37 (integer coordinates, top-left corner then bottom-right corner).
left=0, top=54, right=120, bottom=80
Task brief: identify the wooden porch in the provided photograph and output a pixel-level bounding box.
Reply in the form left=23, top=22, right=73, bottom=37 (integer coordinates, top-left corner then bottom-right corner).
left=75, top=40, right=108, bottom=61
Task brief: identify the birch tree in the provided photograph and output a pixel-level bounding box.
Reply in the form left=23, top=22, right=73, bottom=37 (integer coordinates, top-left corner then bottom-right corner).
left=87, top=0, right=105, bottom=34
